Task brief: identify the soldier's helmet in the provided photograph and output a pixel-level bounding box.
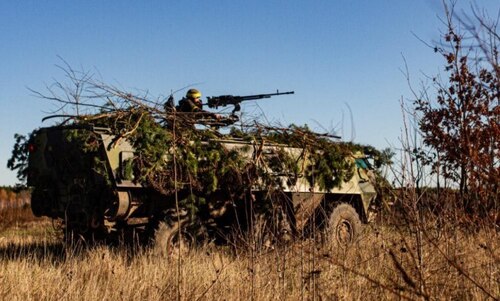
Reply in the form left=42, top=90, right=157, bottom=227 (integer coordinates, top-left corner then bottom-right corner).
left=186, top=88, right=202, bottom=100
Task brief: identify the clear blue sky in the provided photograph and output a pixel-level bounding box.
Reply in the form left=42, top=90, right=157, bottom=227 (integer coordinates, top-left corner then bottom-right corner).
left=1, top=1, right=498, bottom=185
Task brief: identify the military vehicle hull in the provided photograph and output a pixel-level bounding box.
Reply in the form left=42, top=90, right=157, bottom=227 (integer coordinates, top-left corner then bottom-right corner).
left=28, top=125, right=377, bottom=246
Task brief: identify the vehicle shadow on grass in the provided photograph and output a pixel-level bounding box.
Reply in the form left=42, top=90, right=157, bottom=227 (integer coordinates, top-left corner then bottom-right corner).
left=0, top=238, right=150, bottom=264
left=0, top=240, right=69, bottom=263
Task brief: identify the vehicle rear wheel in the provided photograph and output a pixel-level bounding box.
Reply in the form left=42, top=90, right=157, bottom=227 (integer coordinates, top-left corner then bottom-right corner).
left=167, top=223, right=195, bottom=256
left=327, top=203, right=362, bottom=247
left=154, top=221, right=195, bottom=257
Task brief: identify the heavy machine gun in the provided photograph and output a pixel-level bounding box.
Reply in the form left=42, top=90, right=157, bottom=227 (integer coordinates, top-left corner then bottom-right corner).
left=206, top=90, right=294, bottom=114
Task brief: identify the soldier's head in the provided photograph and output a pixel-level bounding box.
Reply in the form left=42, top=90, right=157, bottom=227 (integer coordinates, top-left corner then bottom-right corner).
left=186, top=88, right=202, bottom=103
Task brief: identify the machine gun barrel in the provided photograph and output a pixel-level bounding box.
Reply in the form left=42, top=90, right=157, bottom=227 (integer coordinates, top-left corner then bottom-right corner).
left=207, top=90, right=294, bottom=110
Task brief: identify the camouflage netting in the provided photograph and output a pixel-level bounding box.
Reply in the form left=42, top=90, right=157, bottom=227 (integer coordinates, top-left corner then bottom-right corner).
left=65, top=107, right=364, bottom=197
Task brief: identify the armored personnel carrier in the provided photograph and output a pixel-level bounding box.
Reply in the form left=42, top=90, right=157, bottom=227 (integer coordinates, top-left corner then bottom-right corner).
left=26, top=91, right=380, bottom=248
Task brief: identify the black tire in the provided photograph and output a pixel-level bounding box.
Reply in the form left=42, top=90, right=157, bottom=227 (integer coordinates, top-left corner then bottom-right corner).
left=154, top=221, right=195, bottom=256
left=327, top=203, right=362, bottom=246
left=167, top=223, right=195, bottom=255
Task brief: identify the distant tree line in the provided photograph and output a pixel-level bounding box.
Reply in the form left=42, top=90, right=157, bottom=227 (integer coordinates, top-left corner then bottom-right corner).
left=0, top=187, right=30, bottom=210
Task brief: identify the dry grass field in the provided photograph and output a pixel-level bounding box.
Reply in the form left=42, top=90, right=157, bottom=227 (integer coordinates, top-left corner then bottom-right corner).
left=0, top=205, right=498, bottom=301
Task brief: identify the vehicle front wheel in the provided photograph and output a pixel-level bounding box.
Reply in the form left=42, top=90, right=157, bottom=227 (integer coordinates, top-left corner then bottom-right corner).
left=327, top=203, right=362, bottom=247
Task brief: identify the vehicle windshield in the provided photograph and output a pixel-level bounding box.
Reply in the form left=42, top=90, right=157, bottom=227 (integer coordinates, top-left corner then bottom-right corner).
left=355, top=157, right=373, bottom=170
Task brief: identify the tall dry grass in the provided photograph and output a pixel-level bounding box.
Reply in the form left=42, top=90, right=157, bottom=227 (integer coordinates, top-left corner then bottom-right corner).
left=0, top=204, right=50, bottom=234
left=0, top=208, right=498, bottom=301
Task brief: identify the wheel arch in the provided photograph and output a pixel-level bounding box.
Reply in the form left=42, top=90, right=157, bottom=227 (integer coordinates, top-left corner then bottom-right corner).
left=324, top=193, right=368, bottom=223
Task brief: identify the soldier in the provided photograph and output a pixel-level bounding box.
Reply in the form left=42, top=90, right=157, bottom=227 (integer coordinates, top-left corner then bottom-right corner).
left=177, top=88, right=202, bottom=112
left=177, top=88, right=221, bottom=119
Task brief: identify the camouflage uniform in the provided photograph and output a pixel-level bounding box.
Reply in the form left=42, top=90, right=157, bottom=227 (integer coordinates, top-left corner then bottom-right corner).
left=177, top=97, right=203, bottom=113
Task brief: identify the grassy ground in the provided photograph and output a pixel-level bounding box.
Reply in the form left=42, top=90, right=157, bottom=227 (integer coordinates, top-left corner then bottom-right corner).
left=0, top=206, right=498, bottom=300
